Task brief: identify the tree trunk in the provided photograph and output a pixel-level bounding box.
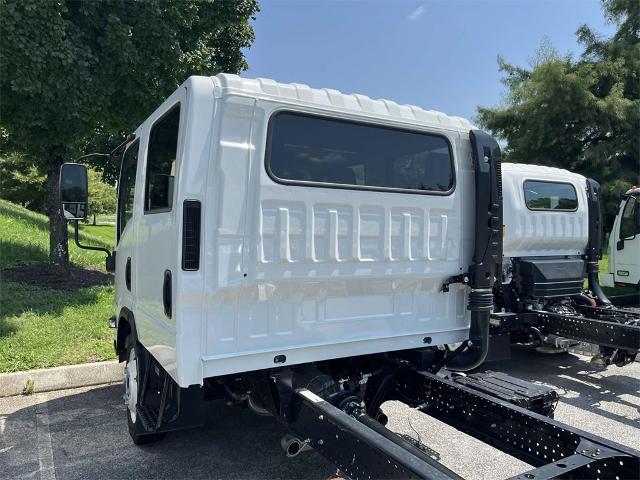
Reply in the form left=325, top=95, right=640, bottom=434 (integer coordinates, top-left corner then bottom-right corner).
left=45, top=146, right=69, bottom=266
left=93, top=213, right=96, bottom=226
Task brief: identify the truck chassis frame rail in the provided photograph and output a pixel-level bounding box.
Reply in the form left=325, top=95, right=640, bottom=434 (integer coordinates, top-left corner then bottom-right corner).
left=525, top=310, right=639, bottom=352
left=272, top=362, right=640, bottom=480
left=492, top=306, right=640, bottom=366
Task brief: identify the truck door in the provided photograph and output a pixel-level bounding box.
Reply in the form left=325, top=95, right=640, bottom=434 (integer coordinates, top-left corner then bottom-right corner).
left=115, top=139, right=141, bottom=311
left=613, top=196, right=640, bottom=286
left=134, top=94, right=185, bottom=350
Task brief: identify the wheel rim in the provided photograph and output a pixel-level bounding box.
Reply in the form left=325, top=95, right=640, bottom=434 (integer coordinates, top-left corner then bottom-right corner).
left=124, top=347, right=138, bottom=423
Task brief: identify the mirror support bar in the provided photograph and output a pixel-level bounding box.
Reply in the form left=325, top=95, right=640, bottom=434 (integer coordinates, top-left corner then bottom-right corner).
left=72, top=220, right=115, bottom=272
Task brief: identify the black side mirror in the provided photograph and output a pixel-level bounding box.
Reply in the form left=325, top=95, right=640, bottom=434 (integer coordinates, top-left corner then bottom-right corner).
left=617, top=239, right=625, bottom=251
left=59, top=163, right=88, bottom=220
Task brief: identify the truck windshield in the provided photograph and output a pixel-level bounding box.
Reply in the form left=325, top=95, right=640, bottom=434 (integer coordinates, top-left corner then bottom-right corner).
left=620, top=197, right=639, bottom=239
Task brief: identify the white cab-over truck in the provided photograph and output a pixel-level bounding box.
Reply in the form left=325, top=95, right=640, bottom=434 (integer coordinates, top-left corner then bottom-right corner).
left=602, top=186, right=640, bottom=289
left=58, top=74, right=640, bottom=479
left=491, top=165, right=640, bottom=367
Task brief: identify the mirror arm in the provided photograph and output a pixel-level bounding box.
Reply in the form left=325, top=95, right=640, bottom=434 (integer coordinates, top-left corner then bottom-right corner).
left=74, top=134, right=136, bottom=167
left=72, top=220, right=112, bottom=258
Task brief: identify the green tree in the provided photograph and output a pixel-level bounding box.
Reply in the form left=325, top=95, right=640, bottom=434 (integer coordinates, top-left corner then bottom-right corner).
left=87, top=169, right=116, bottom=226
left=477, top=0, right=639, bottom=229
left=0, top=0, right=258, bottom=265
left=0, top=153, right=47, bottom=212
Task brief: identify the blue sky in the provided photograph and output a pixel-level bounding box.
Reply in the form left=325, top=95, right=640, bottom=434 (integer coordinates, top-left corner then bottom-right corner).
left=244, top=0, right=615, bottom=121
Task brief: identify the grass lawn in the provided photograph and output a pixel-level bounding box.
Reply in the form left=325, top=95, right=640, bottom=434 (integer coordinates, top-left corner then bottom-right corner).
left=0, top=199, right=114, bottom=267
left=0, top=199, right=117, bottom=372
left=0, top=283, right=114, bottom=372
left=79, top=222, right=116, bottom=246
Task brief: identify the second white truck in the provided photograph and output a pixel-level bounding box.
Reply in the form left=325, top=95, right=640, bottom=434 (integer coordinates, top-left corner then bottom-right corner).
left=602, top=185, right=640, bottom=290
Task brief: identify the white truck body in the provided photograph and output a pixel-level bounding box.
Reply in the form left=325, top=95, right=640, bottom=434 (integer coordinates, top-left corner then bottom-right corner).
left=499, top=163, right=590, bottom=300
left=502, top=163, right=589, bottom=260
left=115, top=74, right=478, bottom=388
left=602, top=187, right=640, bottom=288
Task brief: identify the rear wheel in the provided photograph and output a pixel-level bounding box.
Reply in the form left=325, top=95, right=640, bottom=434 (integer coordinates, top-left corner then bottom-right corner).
left=123, top=336, right=166, bottom=445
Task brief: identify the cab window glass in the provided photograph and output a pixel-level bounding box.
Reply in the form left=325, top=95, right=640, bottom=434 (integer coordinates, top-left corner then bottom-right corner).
left=266, top=112, right=454, bottom=194
left=620, top=197, right=640, bottom=239
left=524, top=180, right=578, bottom=210
left=145, top=105, right=180, bottom=212
left=117, top=140, right=139, bottom=240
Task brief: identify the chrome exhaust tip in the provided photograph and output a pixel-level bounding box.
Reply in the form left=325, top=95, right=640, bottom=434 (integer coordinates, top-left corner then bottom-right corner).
left=281, top=435, right=311, bottom=457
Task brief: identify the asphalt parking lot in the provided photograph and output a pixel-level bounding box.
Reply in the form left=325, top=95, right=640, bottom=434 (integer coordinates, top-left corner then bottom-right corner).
left=1, top=347, right=638, bottom=480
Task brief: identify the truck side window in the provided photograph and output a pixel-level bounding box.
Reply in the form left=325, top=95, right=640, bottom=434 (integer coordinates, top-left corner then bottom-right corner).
left=145, top=104, right=180, bottom=212
left=266, top=112, right=454, bottom=194
left=620, top=197, right=639, bottom=239
left=117, top=140, right=140, bottom=241
left=523, top=180, right=578, bottom=211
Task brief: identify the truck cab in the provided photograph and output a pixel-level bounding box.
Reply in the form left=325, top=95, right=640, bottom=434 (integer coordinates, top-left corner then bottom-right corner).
left=54, top=75, right=640, bottom=478
left=602, top=186, right=640, bottom=289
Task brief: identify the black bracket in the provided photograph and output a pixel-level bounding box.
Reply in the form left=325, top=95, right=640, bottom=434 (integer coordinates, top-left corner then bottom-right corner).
left=442, top=273, right=469, bottom=292
left=72, top=220, right=115, bottom=272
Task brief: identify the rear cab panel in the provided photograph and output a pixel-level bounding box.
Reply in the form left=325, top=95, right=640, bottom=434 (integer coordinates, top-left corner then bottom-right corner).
left=198, top=75, right=476, bottom=382
left=502, top=163, right=589, bottom=259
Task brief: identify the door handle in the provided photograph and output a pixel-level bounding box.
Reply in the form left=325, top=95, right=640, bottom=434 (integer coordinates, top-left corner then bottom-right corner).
left=163, top=270, right=172, bottom=318
left=125, top=257, right=132, bottom=292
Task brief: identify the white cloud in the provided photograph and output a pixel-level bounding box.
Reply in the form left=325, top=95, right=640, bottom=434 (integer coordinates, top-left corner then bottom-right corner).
left=407, top=4, right=426, bottom=21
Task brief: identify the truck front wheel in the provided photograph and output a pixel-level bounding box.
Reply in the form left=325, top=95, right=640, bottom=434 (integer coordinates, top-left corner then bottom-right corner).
left=123, top=336, right=166, bottom=445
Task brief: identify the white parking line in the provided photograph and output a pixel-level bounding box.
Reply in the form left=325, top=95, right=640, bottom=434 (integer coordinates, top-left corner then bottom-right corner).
left=35, top=400, right=56, bottom=480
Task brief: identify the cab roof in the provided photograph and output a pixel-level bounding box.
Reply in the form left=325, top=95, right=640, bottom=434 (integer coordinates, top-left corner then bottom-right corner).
left=625, top=186, right=639, bottom=196
left=502, top=162, right=587, bottom=184
left=211, top=74, right=475, bottom=132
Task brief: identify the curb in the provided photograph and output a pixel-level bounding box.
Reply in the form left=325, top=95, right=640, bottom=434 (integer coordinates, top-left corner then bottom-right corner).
left=0, top=360, right=123, bottom=398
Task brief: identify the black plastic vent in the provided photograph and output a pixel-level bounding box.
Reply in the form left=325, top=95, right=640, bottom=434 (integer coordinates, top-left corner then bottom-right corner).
left=182, top=200, right=201, bottom=271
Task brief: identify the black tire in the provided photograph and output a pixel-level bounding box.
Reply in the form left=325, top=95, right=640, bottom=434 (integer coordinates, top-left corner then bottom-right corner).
left=124, top=335, right=166, bottom=445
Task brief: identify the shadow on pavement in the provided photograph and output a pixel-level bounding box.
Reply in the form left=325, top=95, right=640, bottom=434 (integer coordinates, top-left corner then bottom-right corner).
left=0, top=384, right=333, bottom=480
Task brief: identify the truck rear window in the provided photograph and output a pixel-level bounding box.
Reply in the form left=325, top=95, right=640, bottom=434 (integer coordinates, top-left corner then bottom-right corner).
left=266, top=112, right=454, bottom=194
left=523, top=180, right=578, bottom=211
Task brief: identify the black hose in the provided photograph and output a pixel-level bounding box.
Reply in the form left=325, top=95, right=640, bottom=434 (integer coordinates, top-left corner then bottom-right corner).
left=588, top=267, right=612, bottom=306
left=446, top=289, right=492, bottom=371
left=573, top=292, right=596, bottom=306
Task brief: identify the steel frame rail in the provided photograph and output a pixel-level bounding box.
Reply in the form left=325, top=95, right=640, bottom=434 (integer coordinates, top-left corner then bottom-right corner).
left=520, top=310, right=640, bottom=352
left=390, top=366, right=640, bottom=480
left=285, top=387, right=462, bottom=480
left=273, top=365, right=640, bottom=480
left=574, top=305, right=640, bottom=324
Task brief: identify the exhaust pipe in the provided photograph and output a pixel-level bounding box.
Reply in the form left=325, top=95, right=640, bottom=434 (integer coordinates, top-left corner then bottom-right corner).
left=446, top=130, right=502, bottom=371
left=281, top=435, right=311, bottom=457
